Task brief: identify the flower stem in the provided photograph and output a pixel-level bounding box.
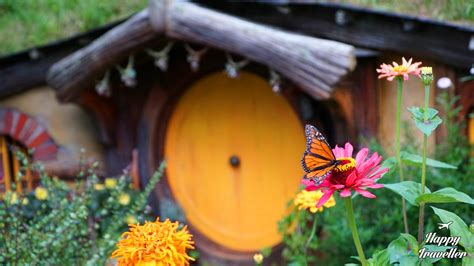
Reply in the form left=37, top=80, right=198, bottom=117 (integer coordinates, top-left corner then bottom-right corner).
left=343, top=197, right=368, bottom=266
left=418, top=84, right=430, bottom=243
left=396, top=77, right=410, bottom=235
left=305, top=215, right=318, bottom=255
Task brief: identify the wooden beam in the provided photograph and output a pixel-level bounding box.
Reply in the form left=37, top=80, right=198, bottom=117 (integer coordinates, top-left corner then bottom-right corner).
left=198, top=1, right=474, bottom=69
left=46, top=10, right=160, bottom=102
left=0, top=53, right=66, bottom=98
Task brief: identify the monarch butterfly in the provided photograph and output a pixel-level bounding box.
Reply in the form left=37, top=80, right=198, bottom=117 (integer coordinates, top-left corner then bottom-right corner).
left=301, top=124, right=340, bottom=184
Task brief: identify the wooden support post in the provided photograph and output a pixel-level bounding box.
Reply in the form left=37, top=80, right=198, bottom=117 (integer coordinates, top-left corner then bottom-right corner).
left=0, top=137, right=11, bottom=191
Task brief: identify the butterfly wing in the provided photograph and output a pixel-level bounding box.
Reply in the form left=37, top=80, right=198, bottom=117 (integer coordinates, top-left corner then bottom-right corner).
left=301, top=125, right=338, bottom=184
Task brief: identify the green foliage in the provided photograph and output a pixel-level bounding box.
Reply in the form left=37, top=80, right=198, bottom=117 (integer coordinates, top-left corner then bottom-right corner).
left=318, top=192, right=406, bottom=266
left=259, top=246, right=272, bottom=257
left=431, top=92, right=474, bottom=223
left=385, top=182, right=473, bottom=206
left=385, top=181, right=431, bottom=206
left=431, top=207, right=473, bottom=253
left=314, top=91, right=472, bottom=265
left=408, top=107, right=443, bottom=136
left=367, top=248, right=390, bottom=266
left=330, top=0, right=474, bottom=23
left=401, top=152, right=457, bottom=169
left=401, top=233, right=419, bottom=254
left=387, top=235, right=413, bottom=264
left=278, top=196, right=322, bottom=265
left=0, top=153, right=165, bottom=265
left=365, top=234, right=457, bottom=266
left=417, top=188, right=474, bottom=205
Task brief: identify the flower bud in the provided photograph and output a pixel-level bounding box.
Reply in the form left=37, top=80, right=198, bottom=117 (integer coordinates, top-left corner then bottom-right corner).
left=420, top=67, right=433, bottom=85
left=253, top=253, right=264, bottom=264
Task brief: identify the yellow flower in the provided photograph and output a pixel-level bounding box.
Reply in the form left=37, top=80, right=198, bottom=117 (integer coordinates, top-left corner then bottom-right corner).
left=105, top=178, right=117, bottom=189
left=118, top=193, right=130, bottom=205
left=294, top=190, right=335, bottom=213
left=421, top=66, right=432, bottom=74
left=111, top=218, right=195, bottom=266
left=22, top=198, right=29, bottom=205
left=35, top=187, right=48, bottom=201
left=253, top=253, right=264, bottom=264
left=125, top=215, right=138, bottom=225
left=94, top=183, right=105, bottom=191
left=8, top=192, right=18, bottom=204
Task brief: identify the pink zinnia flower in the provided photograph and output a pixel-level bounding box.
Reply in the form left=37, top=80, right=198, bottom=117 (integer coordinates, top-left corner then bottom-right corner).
left=303, top=143, right=388, bottom=208
left=376, top=57, right=422, bottom=81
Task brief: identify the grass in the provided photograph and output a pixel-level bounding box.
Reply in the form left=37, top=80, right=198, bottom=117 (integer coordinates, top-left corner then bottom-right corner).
left=0, top=0, right=472, bottom=56
left=0, top=0, right=146, bottom=56
left=328, top=0, right=474, bottom=23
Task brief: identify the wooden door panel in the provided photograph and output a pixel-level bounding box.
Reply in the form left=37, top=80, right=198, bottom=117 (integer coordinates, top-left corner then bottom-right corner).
left=165, top=71, right=304, bottom=251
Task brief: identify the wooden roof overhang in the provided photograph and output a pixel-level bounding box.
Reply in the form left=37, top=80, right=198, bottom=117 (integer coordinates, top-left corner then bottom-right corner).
left=46, top=0, right=357, bottom=102
left=0, top=22, right=119, bottom=99
left=202, top=1, right=474, bottom=69
left=1, top=1, right=472, bottom=100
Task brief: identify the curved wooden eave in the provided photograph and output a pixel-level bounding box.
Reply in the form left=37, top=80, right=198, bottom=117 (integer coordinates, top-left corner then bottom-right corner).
left=47, top=1, right=356, bottom=102
left=47, top=10, right=159, bottom=102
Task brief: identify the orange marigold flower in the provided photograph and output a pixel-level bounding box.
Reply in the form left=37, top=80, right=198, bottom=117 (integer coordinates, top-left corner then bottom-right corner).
left=376, top=57, right=422, bottom=81
left=111, top=218, right=195, bottom=266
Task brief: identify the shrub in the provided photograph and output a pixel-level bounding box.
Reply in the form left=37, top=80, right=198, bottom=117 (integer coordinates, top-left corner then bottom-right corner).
left=0, top=154, right=165, bottom=265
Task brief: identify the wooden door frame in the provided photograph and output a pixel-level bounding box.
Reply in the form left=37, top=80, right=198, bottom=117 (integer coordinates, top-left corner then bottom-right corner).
left=136, top=50, right=355, bottom=264
left=137, top=54, right=288, bottom=263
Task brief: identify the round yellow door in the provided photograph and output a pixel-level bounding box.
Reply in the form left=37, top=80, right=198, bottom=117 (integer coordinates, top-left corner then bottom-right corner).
left=165, top=71, right=304, bottom=251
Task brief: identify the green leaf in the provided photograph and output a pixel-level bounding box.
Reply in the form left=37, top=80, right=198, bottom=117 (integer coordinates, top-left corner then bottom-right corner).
left=420, top=245, right=451, bottom=264
left=417, top=116, right=443, bottom=136
left=189, top=250, right=200, bottom=259
left=260, top=247, right=272, bottom=257
left=408, top=107, right=439, bottom=121
left=401, top=233, right=419, bottom=254
left=425, top=108, right=439, bottom=119
left=462, top=255, right=474, bottom=266
left=399, top=255, right=420, bottom=265
left=289, top=260, right=305, bottom=266
left=349, top=256, right=361, bottom=262
left=401, top=152, right=457, bottom=169
left=431, top=207, right=473, bottom=251
left=408, top=107, right=443, bottom=136
left=382, top=156, right=397, bottom=170
left=384, top=181, right=431, bottom=206
left=419, top=259, right=434, bottom=266
left=371, top=248, right=390, bottom=266
left=417, top=188, right=474, bottom=205
left=388, top=236, right=409, bottom=264
left=408, top=106, right=423, bottom=118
